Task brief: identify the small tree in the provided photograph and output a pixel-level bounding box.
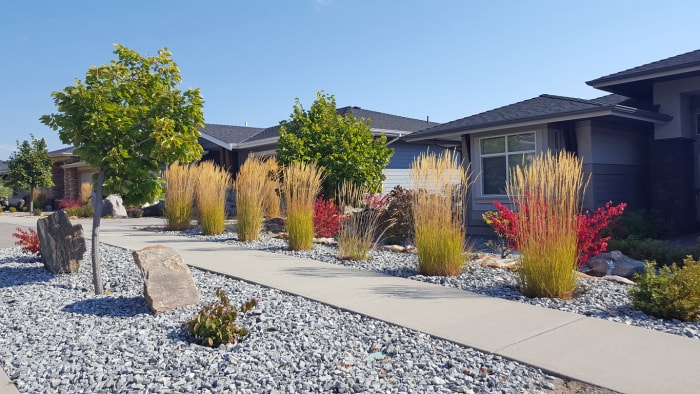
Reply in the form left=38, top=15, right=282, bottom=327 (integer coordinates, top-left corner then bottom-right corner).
left=41, top=44, right=204, bottom=294
left=277, top=91, right=393, bottom=196
left=6, top=135, right=55, bottom=213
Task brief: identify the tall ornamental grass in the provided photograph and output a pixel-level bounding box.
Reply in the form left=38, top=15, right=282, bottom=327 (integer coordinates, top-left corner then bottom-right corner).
left=410, top=150, right=470, bottom=276
left=282, top=162, right=324, bottom=251
left=163, top=163, right=195, bottom=231
left=194, top=161, right=231, bottom=235
left=508, top=150, right=588, bottom=299
left=235, top=155, right=274, bottom=241
left=261, top=158, right=281, bottom=218
left=80, top=181, right=93, bottom=205
left=336, top=182, right=391, bottom=261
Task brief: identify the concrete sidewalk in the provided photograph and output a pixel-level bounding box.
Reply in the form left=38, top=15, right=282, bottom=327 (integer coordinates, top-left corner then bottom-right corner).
left=2, top=214, right=700, bottom=393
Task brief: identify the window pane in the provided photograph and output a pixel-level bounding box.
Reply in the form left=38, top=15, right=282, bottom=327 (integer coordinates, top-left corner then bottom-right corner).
left=508, top=153, right=534, bottom=172
left=507, top=133, right=535, bottom=152
left=480, top=136, right=505, bottom=154
left=482, top=156, right=507, bottom=195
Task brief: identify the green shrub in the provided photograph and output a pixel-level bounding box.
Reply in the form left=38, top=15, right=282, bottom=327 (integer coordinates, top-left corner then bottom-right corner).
left=607, top=237, right=700, bottom=267
left=183, top=289, right=257, bottom=347
left=606, top=209, right=673, bottom=240
left=630, top=257, right=700, bottom=322
left=32, top=208, right=42, bottom=216
left=63, top=205, right=94, bottom=218
left=9, top=207, right=17, bottom=213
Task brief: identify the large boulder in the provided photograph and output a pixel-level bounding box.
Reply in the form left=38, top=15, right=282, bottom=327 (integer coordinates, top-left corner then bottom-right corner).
left=102, top=194, right=128, bottom=218
left=37, top=210, right=86, bottom=274
left=142, top=201, right=165, bottom=217
left=132, top=245, right=199, bottom=313
left=582, top=250, right=646, bottom=279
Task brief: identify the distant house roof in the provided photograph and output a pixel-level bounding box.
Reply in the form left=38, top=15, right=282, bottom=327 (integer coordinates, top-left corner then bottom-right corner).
left=48, top=146, right=77, bottom=158
left=199, top=123, right=265, bottom=150
left=0, top=160, right=8, bottom=175
left=406, top=94, right=671, bottom=142
left=242, top=106, right=440, bottom=146
left=587, top=49, right=700, bottom=98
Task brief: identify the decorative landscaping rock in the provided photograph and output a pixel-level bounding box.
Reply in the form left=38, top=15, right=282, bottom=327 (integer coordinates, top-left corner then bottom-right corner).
left=264, top=217, right=285, bottom=233
left=132, top=245, right=199, bottom=313
left=142, top=200, right=165, bottom=217
left=36, top=210, right=86, bottom=274
left=102, top=194, right=128, bottom=218
left=582, top=250, right=645, bottom=279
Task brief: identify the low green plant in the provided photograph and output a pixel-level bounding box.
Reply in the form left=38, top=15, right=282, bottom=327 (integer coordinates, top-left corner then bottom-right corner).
left=630, top=257, right=700, bottom=322
left=8, top=207, right=16, bottom=213
left=607, top=237, right=700, bottom=267
left=32, top=208, right=42, bottom=216
left=63, top=205, right=94, bottom=218
left=606, top=209, right=673, bottom=240
left=184, top=289, right=258, bottom=348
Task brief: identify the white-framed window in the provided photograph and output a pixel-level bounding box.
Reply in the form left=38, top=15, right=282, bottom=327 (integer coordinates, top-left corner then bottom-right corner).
left=480, top=132, right=536, bottom=195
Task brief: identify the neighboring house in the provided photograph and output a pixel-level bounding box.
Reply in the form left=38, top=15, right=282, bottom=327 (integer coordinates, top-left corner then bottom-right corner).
left=48, top=106, right=448, bottom=202
left=406, top=49, right=700, bottom=235
left=201, top=106, right=448, bottom=192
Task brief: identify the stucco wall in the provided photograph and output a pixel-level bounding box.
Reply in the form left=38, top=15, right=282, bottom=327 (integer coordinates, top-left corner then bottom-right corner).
left=653, top=75, right=700, bottom=139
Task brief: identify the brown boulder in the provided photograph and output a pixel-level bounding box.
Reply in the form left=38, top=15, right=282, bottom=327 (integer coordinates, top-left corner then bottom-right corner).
left=37, top=210, right=86, bottom=274
left=132, top=245, right=199, bottom=313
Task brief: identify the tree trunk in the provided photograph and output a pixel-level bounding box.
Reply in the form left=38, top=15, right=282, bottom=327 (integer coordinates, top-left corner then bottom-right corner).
left=91, top=170, right=105, bottom=295
left=29, top=186, right=34, bottom=214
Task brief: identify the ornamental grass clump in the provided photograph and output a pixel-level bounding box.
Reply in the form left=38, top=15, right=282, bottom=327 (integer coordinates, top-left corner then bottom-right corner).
left=508, top=151, right=588, bottom=299
left=281, top=161, right=325, bottom=251
left=410, top=150, right=470, bottom=276
left=194, top=161, right=231, bottom=235
left=163, top=163, right=195, bottom=231
left=336, top=181, right=391, bottom=261
left=235, top=155, right=274, bottom=241
left=261, top=158, right=281, bottom=218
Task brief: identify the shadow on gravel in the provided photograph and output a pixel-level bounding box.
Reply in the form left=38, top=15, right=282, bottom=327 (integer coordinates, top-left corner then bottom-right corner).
left=62, top=296, right=151, bottom=317
left=0, top=265, right=52, bottom=288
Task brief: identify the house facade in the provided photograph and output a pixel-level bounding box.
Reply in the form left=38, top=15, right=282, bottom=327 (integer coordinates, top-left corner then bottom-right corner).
left=200, top=106, right=450, bottom=192
left=406, top=49, right=700, bottom=235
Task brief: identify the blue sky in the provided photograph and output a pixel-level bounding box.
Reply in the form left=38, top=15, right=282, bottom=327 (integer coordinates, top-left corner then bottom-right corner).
left=2, top=1, right=700, bottom=160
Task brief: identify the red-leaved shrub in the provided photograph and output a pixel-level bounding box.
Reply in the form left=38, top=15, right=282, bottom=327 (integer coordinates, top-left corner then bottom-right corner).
left=313, top=196, right=342, bottom=238
left=486, top=199, right=626, bottom=267
left=12, top=227, right=41, bottom=256
left=57, top=197, right=83, bottom=209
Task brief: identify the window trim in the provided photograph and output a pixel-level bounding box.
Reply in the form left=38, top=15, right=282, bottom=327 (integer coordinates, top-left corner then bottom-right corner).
left=478, top=132, right=536, bottom=196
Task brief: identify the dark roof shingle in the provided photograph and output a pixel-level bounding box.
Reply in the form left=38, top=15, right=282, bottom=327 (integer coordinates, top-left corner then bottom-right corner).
left=587, top=49, right=700, bottom=86
left=407, top=94, right=667, bottom=140
left=200, top=123, right=264, bottom=145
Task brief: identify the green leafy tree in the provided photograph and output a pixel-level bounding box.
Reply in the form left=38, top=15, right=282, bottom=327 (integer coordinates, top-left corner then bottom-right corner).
left=277, top=91, right=393, bottom=196
left=41, top=44, right=204, bottom=294
left=6, top=135, right=55, bottom=213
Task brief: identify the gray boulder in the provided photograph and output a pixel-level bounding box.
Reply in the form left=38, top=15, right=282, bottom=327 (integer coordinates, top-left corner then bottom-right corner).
left=583, top=250, right=646, bottom=279
left=132, top=245, right=199, bottom=313
left=37, top=210, right=86, bottom=274
left=102, top=194, right=128, bottom=218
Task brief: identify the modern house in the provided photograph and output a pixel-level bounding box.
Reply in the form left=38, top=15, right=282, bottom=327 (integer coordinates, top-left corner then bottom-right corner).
left=406, top=49, right=700, bottom=235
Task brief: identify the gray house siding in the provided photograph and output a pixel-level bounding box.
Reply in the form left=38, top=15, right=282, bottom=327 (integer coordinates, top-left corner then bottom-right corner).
left=382, top=142, right=454, bottom=191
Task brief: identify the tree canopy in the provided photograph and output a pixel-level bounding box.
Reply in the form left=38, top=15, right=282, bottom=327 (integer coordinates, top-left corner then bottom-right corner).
left=6, top=135, right=54, bottom=212
left=276, top=91, right=393, bottom=196
left=40, top=44, right=204, bottom=206
left=40, top=44, right=204, bottom=294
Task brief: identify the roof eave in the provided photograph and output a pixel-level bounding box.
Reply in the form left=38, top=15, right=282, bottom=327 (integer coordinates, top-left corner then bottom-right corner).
left=199, top=133, right=233, bottom=150
left=406, top=107, right=670, bottom=142
left=587, top=64, right=700, bottom=88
